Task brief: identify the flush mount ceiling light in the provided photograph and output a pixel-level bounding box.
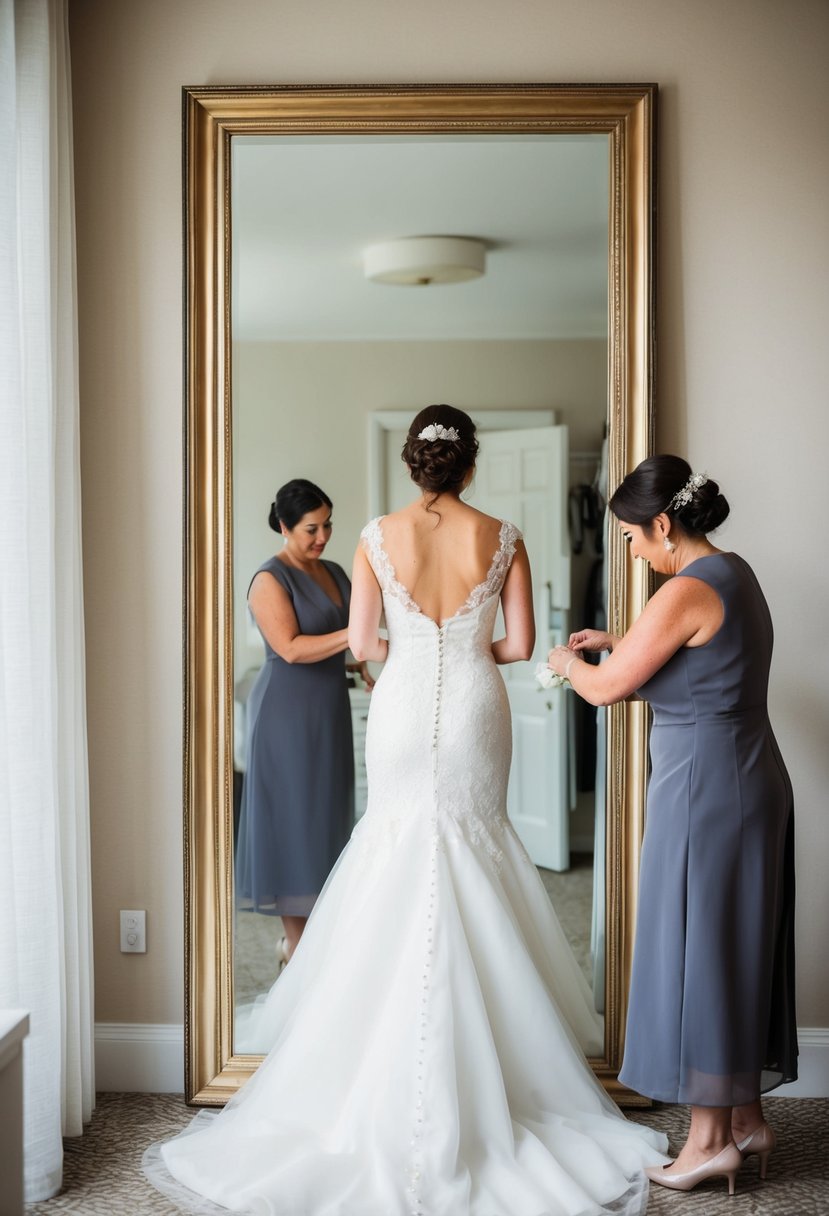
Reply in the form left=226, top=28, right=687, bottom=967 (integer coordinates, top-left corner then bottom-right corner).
left=363, top=236, right=486, bottom=286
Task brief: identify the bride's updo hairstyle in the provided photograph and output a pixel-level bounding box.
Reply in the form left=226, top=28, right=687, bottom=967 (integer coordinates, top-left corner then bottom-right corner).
left=609, top=455, right=730, bottom=537
left=268, top=479, right=333, bottom=532
left=402, top=404, right=479, bottom=499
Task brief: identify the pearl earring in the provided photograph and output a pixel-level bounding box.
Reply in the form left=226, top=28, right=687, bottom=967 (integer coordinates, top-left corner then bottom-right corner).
left=663, top=536, right=676, bottom=552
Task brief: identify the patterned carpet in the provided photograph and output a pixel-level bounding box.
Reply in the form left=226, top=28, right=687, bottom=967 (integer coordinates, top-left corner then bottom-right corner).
left=24, top=1093, right=829, bottom=1215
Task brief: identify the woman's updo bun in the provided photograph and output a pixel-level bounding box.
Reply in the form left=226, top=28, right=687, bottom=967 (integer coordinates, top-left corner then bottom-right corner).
left=609, top=455, right=729, bottom=537
left=269, top=479, right=333, bottom=532
left=681, top=486, right=730, bottom=535
left=402, top=405, right=479, bottom=498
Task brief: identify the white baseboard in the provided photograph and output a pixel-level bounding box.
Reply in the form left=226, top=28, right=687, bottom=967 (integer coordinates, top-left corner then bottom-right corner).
left=95, top=1023, right=184, bottom=1093
left=775, top=1028, right=829, bottom=1098
left=94, top=1023, right=829, bottom=1097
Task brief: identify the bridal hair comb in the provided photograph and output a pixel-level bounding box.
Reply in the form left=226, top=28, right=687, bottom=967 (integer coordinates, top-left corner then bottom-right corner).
left=668, top=471, right=708, bottom=512
left=417, top=424, right=461, bottom=442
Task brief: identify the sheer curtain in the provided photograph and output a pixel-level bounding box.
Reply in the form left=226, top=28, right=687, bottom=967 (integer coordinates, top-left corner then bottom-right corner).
left=0, top=0, right=95, bottom=1201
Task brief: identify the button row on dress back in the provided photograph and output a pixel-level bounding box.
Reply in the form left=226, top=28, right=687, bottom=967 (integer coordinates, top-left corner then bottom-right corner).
left=409, top=627, right=444, bottom=1213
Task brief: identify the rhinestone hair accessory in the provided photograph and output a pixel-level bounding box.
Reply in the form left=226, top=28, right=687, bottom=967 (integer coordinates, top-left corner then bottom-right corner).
left=668, top=471, right=708, bottom=512
left=417, top=424, right=460, bottom=442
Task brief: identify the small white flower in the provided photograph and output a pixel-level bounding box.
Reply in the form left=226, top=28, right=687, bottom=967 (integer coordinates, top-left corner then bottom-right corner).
left=535, top=662, right=569, bottom=690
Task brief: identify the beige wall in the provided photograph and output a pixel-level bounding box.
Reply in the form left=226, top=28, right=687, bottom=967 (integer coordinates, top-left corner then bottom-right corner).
left=70, top=0, right=829, bottom=1026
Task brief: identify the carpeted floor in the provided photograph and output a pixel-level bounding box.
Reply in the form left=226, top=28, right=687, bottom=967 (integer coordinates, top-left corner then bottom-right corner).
left=24, top=1092, right=829, bottom=1215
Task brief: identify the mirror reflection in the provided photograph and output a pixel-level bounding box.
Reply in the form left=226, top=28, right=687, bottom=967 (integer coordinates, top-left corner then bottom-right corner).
left=230, top=134, right=610, bottom=1053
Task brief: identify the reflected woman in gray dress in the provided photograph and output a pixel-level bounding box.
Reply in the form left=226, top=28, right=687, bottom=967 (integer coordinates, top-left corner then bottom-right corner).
left=236, top=479, right=372, bottom=962
left=547, top=456, right=796, bottom=1197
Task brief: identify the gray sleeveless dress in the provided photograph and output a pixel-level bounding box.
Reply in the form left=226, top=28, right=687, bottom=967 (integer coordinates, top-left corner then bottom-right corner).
left=619, top=552, right=797, bottom=1107
left=235, top=557, right=354, bottom=918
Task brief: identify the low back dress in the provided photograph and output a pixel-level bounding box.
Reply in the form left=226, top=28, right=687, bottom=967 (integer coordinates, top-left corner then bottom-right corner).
left=619, top=552, right=797, bottom=1106
left=235, top=556, right=354, bottom=918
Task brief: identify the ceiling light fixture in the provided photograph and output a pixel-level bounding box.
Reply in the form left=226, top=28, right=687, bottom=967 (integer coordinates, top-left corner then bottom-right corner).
left=363, top=236, right=486, bottom=286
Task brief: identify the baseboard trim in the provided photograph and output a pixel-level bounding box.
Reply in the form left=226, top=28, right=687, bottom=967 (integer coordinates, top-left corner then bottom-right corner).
left=776, top=1027, right=829, bottom=1098
left=94, top=1023, right=829, bottom=1097
left=95, top=1023, right=184, bottom=1094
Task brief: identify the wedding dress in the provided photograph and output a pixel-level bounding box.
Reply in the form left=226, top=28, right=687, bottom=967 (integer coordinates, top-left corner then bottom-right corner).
left=147, top=518, right=667, bottom=1216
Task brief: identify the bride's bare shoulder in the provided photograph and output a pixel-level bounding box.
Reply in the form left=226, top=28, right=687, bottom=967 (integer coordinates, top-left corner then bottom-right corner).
left=454, top=504, right=506, bottom=547
left=381, top=501, right=502, bottom=546
left=464, top=503, right=504, bottom=528
left=376, top=504, right=417, bottom=538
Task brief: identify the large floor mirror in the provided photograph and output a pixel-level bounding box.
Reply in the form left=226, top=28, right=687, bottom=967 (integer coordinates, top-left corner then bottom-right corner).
left=183, top=84, right=656, bottom=1105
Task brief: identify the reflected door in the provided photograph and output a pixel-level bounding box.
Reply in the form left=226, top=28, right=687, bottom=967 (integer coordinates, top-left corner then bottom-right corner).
left=472, top=426, right=571, bottom=870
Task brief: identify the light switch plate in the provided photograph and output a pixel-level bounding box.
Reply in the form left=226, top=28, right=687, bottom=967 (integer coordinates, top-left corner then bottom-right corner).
left=120, top=909, right=146, bottom=953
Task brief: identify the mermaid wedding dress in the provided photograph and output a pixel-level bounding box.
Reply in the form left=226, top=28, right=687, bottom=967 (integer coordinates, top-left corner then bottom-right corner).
left=148, top=519, right=667, bottom=1216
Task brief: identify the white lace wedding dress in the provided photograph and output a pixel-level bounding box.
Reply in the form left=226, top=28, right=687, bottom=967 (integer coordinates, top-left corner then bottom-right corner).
left=147, top=518, right=667, bottom=1216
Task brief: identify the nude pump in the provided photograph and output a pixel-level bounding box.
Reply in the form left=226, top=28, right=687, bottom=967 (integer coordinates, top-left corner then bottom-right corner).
left=736, top=1121, right=776, bottom=1179
left=645, top=1141, right=743, bottom=1196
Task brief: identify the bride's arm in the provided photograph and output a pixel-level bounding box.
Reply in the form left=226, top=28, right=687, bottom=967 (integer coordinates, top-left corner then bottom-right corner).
left=348, top=544, right=389, bottom=663
left=491, top=541, right=535, bottom=664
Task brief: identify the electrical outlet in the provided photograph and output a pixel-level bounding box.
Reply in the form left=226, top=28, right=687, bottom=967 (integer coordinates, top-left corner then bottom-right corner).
left=120, top=909, right=146, bottom=953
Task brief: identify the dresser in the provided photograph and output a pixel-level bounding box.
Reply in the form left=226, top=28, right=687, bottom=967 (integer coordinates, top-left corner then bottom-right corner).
left=0, top=1009, right=29, bottom=1216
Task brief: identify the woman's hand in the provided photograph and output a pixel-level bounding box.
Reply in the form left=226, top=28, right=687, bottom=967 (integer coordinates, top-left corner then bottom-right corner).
left=347, top=660, right=376, bottom=691
left=546, top=629, right=615, bottom=684
left=547, top=644, right=583, bottom=679
left=568, top=628, right=617, bottom=654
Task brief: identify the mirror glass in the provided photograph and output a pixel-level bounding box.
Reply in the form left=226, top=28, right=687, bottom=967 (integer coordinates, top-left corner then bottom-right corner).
left=230, top=133, right=611, bottom=1054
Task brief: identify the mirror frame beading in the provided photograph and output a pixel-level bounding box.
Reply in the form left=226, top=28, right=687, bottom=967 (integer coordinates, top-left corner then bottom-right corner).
left=182, top=83, right=657, bottom=1105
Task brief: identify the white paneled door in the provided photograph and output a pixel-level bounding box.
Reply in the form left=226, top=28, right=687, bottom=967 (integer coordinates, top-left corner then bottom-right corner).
left=470, top=426, right=571, bottom=870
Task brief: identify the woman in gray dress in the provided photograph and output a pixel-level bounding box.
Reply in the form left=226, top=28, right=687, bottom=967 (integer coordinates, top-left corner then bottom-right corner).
left=236, top=479, right=372, bottom=962
left=546, top=455, right=796, bottom=1197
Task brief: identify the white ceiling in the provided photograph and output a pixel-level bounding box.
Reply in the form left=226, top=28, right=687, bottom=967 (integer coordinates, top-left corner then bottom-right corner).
left=232, top=134, right=609, bottom=343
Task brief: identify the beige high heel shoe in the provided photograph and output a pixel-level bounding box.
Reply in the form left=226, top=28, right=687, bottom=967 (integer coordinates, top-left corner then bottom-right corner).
left=736, top=1122, right=776, bottom=1179
left=645, top=1142, right=743, bottom=1196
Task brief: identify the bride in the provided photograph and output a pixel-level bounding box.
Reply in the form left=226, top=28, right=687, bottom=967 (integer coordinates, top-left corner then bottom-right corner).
left=152, top=405, right=667, bottom=1215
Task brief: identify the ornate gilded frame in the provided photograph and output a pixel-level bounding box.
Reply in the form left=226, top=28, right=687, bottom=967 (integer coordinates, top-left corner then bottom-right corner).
left=183, top=83, right=657, bottom=1105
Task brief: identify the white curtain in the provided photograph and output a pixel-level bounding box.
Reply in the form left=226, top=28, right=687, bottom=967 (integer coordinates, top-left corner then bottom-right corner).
left=0, top=0, right=95, bottom=1201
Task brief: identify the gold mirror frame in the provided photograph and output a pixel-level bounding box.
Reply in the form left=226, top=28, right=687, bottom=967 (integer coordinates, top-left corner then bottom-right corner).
left=183, top=83, right=656, bottom=1105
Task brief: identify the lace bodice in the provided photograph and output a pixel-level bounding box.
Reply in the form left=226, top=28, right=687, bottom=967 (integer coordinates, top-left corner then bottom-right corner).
left=359, top=515, right=521, bottom=625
